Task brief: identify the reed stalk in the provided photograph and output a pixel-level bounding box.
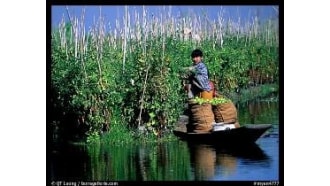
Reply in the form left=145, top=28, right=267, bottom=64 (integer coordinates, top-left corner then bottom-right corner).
left=122, top=6, right=128, bottom=73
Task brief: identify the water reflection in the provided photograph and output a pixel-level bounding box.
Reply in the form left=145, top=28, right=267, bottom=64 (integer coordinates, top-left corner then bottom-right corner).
left=238, top=97, right=279, bottom=125
left=188, top=143, right=216, bottom=180
left=49, top=143, right=89, bottom=181
left=49, top=95, right=279, bottom=181
left=216, top=153, right=237, bottom=178
left=50, top=138, right=274, bottom=181
left=187, top=141, right=269, bottom=180
left=87, top=141, right=193, bottom=181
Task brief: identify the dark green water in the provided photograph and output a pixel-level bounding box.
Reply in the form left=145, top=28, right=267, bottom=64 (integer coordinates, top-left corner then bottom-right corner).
left=49, top=95, right=279, bottom=182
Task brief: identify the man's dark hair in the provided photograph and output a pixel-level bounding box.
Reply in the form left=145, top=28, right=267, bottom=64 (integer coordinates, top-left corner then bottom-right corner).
left=191, top=49, right=203, bottom=58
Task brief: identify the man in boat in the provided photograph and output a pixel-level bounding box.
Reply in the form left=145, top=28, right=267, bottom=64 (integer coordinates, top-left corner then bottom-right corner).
left=180, top=49, right=216, bottom=133
left=181, top=49, right=240, bottom=132
left=183, top=49, right=214, bottom=100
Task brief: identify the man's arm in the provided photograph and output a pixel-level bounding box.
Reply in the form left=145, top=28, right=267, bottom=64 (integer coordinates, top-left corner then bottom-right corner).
left=194, top=63, right=211, bottom=91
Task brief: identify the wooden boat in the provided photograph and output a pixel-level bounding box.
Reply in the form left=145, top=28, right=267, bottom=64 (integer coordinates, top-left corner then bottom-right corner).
left=173, top=115, right=272, bottom=145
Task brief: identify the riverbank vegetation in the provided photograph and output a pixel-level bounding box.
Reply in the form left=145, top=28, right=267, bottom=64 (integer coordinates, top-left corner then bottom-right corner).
left=50, top=7, right=279, bottom=144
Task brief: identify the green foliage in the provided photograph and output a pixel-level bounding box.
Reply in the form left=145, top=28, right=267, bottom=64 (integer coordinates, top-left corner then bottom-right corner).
left=190, top=97, right=211, bottom=105
left=210, top=97, right=231, bottom=105
left=86, top=131, right=100, bottom=144
left=191, top=97, right=231, bottom=105
left=51, top=20, right=278, bottom=143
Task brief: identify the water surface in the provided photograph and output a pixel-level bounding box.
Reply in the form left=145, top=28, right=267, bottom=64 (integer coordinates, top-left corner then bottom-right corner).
left=49, top=96, right=279, bottom=181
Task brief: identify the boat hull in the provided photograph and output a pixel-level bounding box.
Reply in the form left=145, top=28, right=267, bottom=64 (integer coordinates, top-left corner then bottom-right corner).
left=173, top=115, right=272, bottom=145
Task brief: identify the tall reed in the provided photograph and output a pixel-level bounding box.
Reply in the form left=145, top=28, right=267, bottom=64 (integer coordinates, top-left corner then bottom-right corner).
left=51, top=6, right=279, bottom=142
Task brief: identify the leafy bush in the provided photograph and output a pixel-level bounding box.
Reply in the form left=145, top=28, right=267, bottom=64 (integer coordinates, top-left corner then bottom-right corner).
left=50, top=9, right=278, bottom=142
